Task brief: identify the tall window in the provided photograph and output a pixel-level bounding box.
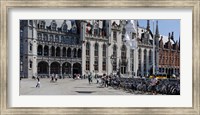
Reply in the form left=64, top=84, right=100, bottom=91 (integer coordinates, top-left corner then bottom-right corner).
left=86, top=42, right=90, bottom=71
left=50, top=35, right=53, bottom=42
left=102, top=44, right=106, bottom=71
left=55, top=35, right=59, bottom=42
left=130, top=49, right=134, bottom=75
left=29, top=43, right=32, bottom=51
left=73, top=49, right=77, bottom=58
left=44, top=46, right=49, bottom=56
left=121, top=45, right=127, bottom=74
left=67, top=48, right=71, bottom=57
left=37, top=33, right=42, bottom=40
left=149, top=50, right=152, bottom=65
left=94, top=43, right=99, bottom=71
left=138, top=49, right=141, bottom=75
left=113, top=31, right=117, bottom=41
left=144, top=49, right=147, bottom=75
left=29, top=60, right=32, bottom=69
left=43, top=34, right=48, bottom=41
left=37, top=45, right=43, bottom=56
left=112, top=45, right=117, bottom=71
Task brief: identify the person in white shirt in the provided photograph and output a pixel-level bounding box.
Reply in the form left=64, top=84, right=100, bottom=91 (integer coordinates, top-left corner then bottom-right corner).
left=150, top=75, right=158, bottom=95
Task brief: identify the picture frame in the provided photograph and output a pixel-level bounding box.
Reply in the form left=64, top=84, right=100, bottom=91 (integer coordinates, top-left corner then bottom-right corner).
left=0, top=0, right=199, bottom=114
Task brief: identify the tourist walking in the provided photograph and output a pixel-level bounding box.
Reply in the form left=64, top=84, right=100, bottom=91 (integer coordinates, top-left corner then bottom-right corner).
left=88, top=72, right=91, bottom=84
left=36, top=77, right=40, bottom=88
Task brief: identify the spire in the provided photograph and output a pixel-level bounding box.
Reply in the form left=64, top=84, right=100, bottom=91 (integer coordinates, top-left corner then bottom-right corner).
left=155, top=21, right=159, bottom=35
left=168, top=32, right=171, bottom=41
left=171, top=32, right=174, bottom=41
left=137, top=20, right=139, bottom=27
left=147, top=20, right=150, bottom=31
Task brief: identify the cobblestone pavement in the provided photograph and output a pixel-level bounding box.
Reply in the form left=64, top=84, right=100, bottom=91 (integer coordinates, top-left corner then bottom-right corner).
left=20, top=78, right=133, bottom=95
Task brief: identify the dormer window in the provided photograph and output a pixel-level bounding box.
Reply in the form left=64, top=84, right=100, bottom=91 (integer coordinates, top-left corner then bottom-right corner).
left=72, top=27, right=77, bottom=33
left=62, top=25, right=68, bottom=32
left=39, top=21, right=45, bottom=29
left=51, top=20, right=57, bottom=31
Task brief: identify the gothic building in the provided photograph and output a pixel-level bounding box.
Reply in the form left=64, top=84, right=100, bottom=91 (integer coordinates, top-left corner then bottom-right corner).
left=20, top=20, right=82, bottom=78
left=20, top=19, right=180, bottom=78
left=158, top=33, right=180, bottom=77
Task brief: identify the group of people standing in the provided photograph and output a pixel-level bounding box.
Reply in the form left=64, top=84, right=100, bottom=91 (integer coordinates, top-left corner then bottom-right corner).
left=86, top=72, right=113, bottom=88
left=50, top=74, right=58, bottom=83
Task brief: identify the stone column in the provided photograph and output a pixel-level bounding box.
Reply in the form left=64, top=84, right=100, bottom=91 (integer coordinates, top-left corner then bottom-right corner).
left=71, top=62, right=73, bottom=77
left=60, top=65, right=62, bottom=77
left=60, top=47, right=62, bottom=58
left=42, top=45, right=44, bottom=56
left=55, top=46, right=57, bottom=57
left=49, top=46, right=51, bottom=57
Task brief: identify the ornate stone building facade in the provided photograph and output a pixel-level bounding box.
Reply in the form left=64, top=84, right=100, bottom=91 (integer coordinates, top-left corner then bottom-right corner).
left=20, top=19, right=180, bottom=78
left=20, top=20, right=82, bottom=78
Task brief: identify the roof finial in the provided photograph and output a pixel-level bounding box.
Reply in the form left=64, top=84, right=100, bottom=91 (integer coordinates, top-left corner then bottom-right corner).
left=156, top=21, right=159, bottom=34
left=147, top=20, right=150, bottom=31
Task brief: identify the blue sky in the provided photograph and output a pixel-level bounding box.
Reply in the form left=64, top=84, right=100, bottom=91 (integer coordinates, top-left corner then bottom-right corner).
left=138, top=20, right=180, bottom=42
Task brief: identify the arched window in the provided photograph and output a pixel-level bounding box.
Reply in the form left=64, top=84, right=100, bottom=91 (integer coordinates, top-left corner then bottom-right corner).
left=102, top=44, right=106, bottom=71
left=86, top=42, right=90, bottom=71
left=44, top=46, right=49, bottom=56
left=37, top=45, right=43, bottom=56
left=73, top=49, right=77, bottom=58
left=67, top=48, right=71, bottom=58
left=51, top=46, right=55, bottom=56
left=78, top=49, right=82, bottom=58
left=56, top=47, right=60, bottom=57
left=94, top=43, right=99, bottom=71
left=63, top=47, right=66, bottom=57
